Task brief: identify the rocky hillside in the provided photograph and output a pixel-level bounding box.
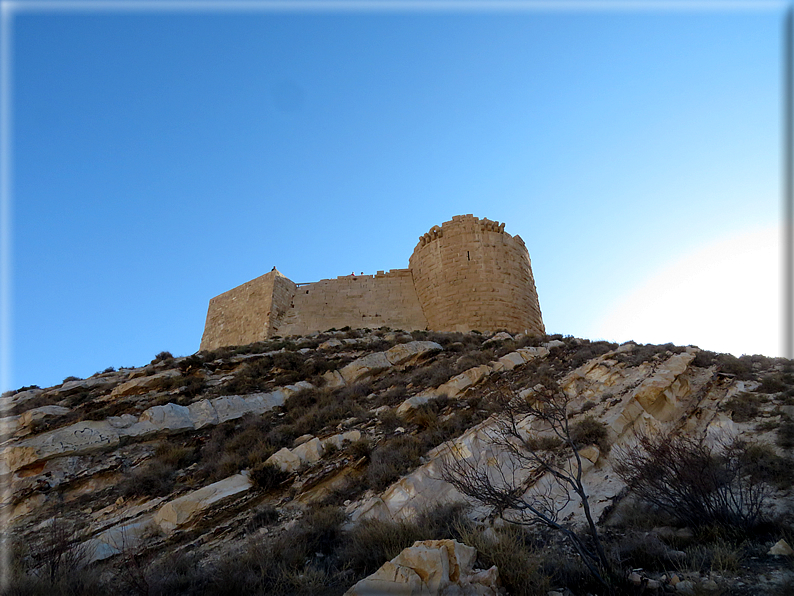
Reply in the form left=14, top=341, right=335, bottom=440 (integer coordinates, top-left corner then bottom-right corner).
left=1, top=329, right=793, bottom=595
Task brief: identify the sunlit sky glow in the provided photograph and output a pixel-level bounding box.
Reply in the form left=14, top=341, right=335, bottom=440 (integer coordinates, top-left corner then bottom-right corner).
left=2, top=1, right=789, bottom=392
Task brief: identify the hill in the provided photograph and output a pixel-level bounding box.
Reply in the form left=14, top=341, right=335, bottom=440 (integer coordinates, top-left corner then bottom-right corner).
left=2, top=329, right=792, bottom=595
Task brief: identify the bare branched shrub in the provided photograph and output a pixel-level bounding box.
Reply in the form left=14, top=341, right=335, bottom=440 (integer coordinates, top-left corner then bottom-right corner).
left=441, top=378, right=613, bottom=588
left=614, top=432, right=772, bottom=531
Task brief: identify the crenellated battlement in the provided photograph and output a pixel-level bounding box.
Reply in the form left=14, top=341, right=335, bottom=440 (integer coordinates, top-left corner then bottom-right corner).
left=200, top=215, right=544, bottom=350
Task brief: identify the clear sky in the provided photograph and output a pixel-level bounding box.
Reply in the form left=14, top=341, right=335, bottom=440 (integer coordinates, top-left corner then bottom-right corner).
left=2, top=1, right=788, bottom=392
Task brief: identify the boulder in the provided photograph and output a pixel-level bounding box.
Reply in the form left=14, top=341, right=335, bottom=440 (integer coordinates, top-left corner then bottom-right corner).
left=340, top=352, right=393, bottom=385
left=396, top=391, right=435, bottom=419
left=110, top=370, right=181, bottom=398
left=385, top=341, right=443, bottom=366
left=323, top=430, right=362, bottom=450
left=319, top=339, right=343, bottom=350
left=492, top=352, right=525, bottom=372
left=17, top=405, right=69, bottom=429
left=2, top=388, right=43, bottom=409
left=483, top=332, right=513, bottom=344
left=768, top=539, right=794, bottom=556
left=323, top=370, right=346, bottom=389
left=266, top=447, right=302, bottom=473
left=154, top=473, right=251, bottom=534
left=437, top=365, right=492, bottom=398
left=55, top=379, right=89, bottom=396
left=345, top=539, right=499, bottom=596
left=293, top=437, right=325, bottom=465
left=516, top=346, right=549, bottom=361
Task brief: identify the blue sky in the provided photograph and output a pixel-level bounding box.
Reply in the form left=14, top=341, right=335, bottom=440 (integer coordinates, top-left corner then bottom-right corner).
left=2, top=2, right=787, bottom=392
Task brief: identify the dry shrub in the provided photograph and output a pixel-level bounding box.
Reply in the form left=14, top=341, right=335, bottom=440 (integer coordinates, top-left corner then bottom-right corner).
left=408, top=359, right=455, bottom=388
left=456, top=523, right=551, bottom=596
left=723, top=392, right=768, bottom=423
left=684, top=537, right=743, bottom=575
left=341, top=503, right=469, bottom=576
left=612, top=530, right=682, bottom=571
left=193, top=415, right=276, bottom=483
left=758, top=372, right=789, bottom=394
left=454, top=351, right=492, bottom=373
left=377, top=408, right=400, bottom=431
left=250, top=462, right=289, bottom=491
left=615, top=432, right=771, bottom=531
left=145, top=550, right=207, bottom=596
left=366, top=435, right=423, bottom=491
left=778, top=419, right=794, bottom=449
left=341, top=518, right=426, bottom=575
left=714, top=354, right=754, bottom=379
left=122, top=460, right=176, bottom=498
left=570, top=417, right=611, bottom=455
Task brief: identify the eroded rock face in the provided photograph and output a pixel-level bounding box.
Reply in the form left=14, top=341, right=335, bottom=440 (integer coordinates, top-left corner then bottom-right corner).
left=345, top=539, right=500, bottom=596
left=352, top=346, right=704, bottom=528
left=0, top=384, right=312, bottom=474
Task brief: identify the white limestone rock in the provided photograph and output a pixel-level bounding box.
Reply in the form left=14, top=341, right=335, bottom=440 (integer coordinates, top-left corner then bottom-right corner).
left=323, top=370, right=346, bottom=389
left=154, top=473, right=252, bottom=534
left=293, top=437, right=325, bottom=465
left=340, top=352, right=393, bottom=385
left=323, top=430, right=362, bottom=450
left=266, top=447, right=302, bottom=473
left=137, top=403, right=194, bottom=432
left=516, top=346, right=549, bottom=361
left=769, top=539, right=794, bottom=556
left=319, top=338, right=344, bottom=350
left=492, top=352, right=525, bottom=372
left=632, top=349, right=697, bottom=422
left=345, top=539, right=499, bottom=596
left=385, top=341, right=443, bottom=366
left=186, top=399, right=219, bottom=429
left=2, top=420, right=121, bottom=473
left=83, top=516, right=158, bottom=562
left=110, top=369, right=181, bottom=397
left=483, top=332, right=513, bottom=344
left=437, top=365, right=492, bottom=398
left=396, top=391, right=435, bottom=418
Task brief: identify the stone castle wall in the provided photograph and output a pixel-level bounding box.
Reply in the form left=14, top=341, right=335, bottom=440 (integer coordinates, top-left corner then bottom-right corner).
left=409, top=215, right=544, bottom=335
left=275, top=269, right=428, bottom=338
left=199, top=215, right=544, bottom=351
left=200, top=270, right=297, bottom=350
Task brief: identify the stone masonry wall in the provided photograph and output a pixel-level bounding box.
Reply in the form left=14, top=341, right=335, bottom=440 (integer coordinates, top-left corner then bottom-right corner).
left=408, top=215, right=544, bottom=335
left=276, top=269, right=428, bottom=337
left=200, top=270, right=297, bottom=351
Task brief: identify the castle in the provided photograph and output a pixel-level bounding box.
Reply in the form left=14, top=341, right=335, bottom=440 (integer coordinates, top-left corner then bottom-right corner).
left=200, top=215, right=544, bottom=350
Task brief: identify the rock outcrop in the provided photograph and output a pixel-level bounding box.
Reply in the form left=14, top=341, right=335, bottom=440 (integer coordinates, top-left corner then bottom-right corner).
left=345, top=539, right=500, bottom=596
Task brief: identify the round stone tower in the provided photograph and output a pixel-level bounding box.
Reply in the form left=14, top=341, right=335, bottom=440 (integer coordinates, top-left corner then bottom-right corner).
left=408, top=214, right=544, bottom=335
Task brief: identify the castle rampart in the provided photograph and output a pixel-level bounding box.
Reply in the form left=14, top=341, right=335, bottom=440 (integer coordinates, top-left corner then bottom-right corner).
left=199, top=215, right=544, bottom=351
